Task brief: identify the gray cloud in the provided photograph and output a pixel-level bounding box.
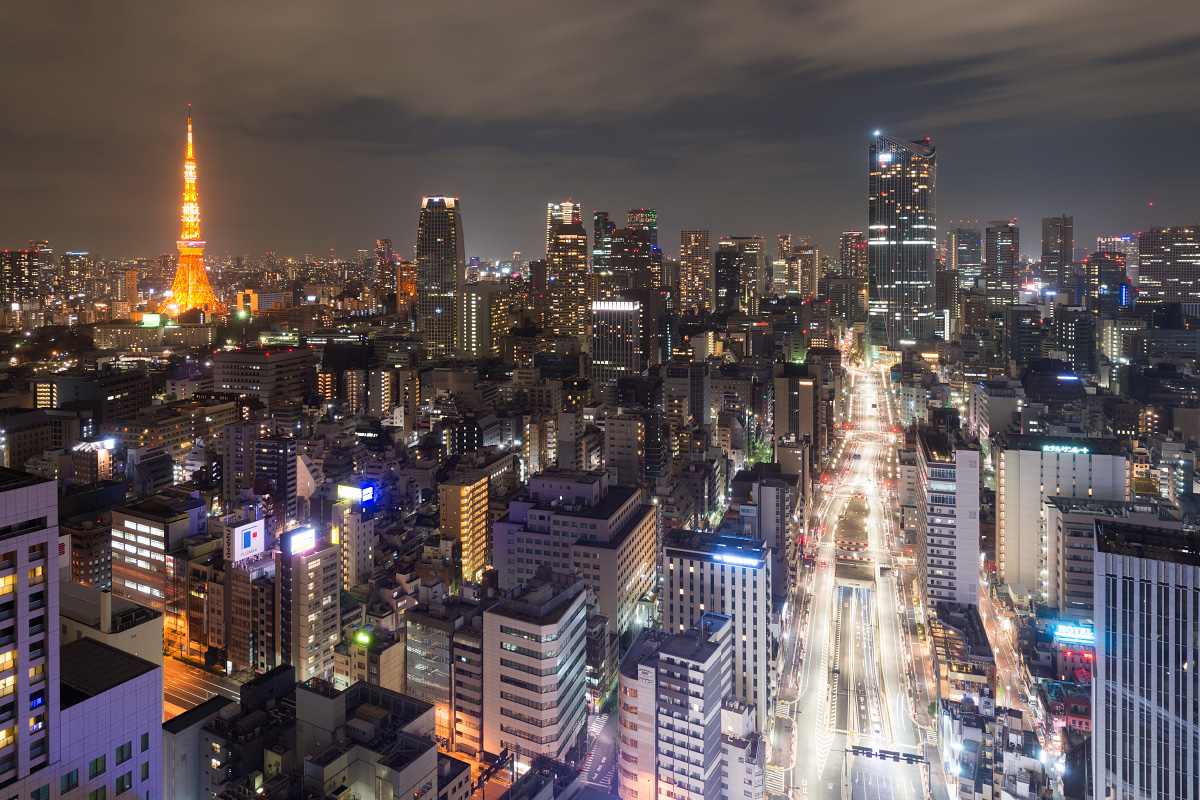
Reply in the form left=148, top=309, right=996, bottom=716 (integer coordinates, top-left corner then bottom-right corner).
left=1, top=0, right=1198, bottom=257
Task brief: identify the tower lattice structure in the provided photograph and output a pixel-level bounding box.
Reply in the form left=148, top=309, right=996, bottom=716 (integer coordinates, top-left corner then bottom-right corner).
left=166, top=106, right=222, bottom=315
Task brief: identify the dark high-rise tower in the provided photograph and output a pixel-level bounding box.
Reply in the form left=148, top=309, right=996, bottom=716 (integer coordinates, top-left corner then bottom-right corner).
left=714, top=239, right=739, bottom=315
left=946, top=224, right=983, bottom=289
left=593, top=212, right=615, bottom=271
left=838, top=231, right=867, bottom=278
left=868, top=134, right=936, bottom=349
left=985, top=221, right=1020, bottom=311
left=627, top=209, right=658, bottom=250
left=415, top=196, right=466, bottom=358
left=1041, top=215, right=1074, bottom=289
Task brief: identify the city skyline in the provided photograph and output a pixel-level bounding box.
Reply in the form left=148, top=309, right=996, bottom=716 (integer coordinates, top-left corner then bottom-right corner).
left=1, top=2, right=1198, bottom=259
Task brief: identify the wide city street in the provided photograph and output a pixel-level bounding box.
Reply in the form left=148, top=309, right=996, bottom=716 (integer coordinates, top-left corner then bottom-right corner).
left=780, top=365, right=943, bottom=800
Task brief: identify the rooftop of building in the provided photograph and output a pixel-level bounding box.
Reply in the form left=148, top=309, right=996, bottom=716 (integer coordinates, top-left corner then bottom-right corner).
left=0, top=465, right=50, bottom=492
left=618, top=628, right=673, bottom=678
left=1096, top=520, right=1200, bottom=566
left=1045, top=496, right=1178, bottom=523
left=117, top=490, right=205, bottom=520
left=1004, top=435, right=1123, bottom=456
left=658, top=613, right=731, bottom=663
left=59, top=583, right=163, bottom=631
left=60, top=637, right=159, bottom=709
left=527, top=482, right=638, bottom=522
left=490, top=566, right=585, bottom=626
left=917, top=430, right=968, bottom=462
left=663, top=530, right=767, bottom=562
left=931, top=602, right=994, bottom=667
left=162, top=694, right=235, bottom=735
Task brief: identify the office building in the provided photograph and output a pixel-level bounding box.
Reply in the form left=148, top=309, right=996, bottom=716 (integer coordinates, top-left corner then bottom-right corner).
left=1092, top=521, right=1200, bottom=800
left=591, top=300, right=643, bottom=403
left=916, top=430, right=981, bottom=609
left=838, top=230, right=868, bottom=278
left=610, top=227, right=660, bottom=289
left=333, top=625, right=405, bottom=693
left=1053, top=306, right=1097, bottom=375
left=483, top=567, right=587, bottom=767
left=714, top=238, right=740, bottom=314
left=663, top=531, right=774, bottom=725
left=407, top=599, right=481, bottom=745
left=375, top=238, right=394, bottom=275
left=680, top=229, right=712, bottom=313
left=627, top=208, right=658, bottom=249
left=253, top=435, right=298, bottom=523
left=548, top=219, right=590, bottom=339
left=1136, top=225, right=1200, bottom=305
left=331, top=491, right=375, bottom=591
left=123, top=268, right=138, bottom=306
left=1041, top=215, right=1074, bottom=289
left=1042, top=499, right=1179, bottom=621
left=985, top=221, right=1020, bottom=311
left=996, top=436, right=1126, bottom=607
left=493, top=468, right=657, bottom=638
left=1096, top=235, right=1138, bottom=283
left=278, top=526, right=340, bottom=681
left=946, top=224, right=983, bottom=289
left=212, top=346, right=316, bottom=408
left=1083, top=251, right=1130, bottom=308
left=593, top=211, right=616, bottom=272
left=0, top=249, right=38, bottom=305
left=438, top=470, right=491, bottom=583
left=32, top=370, right=152, bottom=424
left=618, top=613, right=757, bottom=800
left=111, top=491, right=208, bottom=650
left=0, top=467, right=163, bottom=798
left=868, top=134, right=937, bottom=349
left=546, top=200, right=581, bottom=257
left=416, top=195, right=467, bottom=358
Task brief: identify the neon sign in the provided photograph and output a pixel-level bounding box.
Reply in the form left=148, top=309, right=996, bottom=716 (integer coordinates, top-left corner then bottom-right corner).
left=715, top=554, right=759, bottom=568
left=1054, top=623, right=1094, bottom=645
left=1042, top=444, right=1089, bottom=454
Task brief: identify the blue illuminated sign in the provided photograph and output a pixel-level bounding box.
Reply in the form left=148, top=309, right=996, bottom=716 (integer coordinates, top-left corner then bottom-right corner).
left=1054, top=623, right=1094, bottom=645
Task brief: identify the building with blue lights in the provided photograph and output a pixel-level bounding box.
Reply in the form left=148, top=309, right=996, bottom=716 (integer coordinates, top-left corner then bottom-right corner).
left=663, top=530, right=775, bottom=726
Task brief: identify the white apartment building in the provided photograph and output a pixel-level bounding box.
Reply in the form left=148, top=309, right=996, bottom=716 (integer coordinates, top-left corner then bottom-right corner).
left=0, top=467, right=163, bottom=799
left=662, top=531, right=775, bottom=727
left=618, top=613, right=734, bottom=800
left=997, top=436, right=1126, bottom=606
left=1092, top=521, right=1200, bottom=800
left=916, top=430, right=981, bottom=610
left=493, top=468, right=656, bottom=638
left=1042, top=498, right=1180, bottom=621
left=604, top=414, right=645, bottom=488
left=331, top=494, right=375, bottom=591
left=617, top=614, right=767, bottom=800
left=280, top=527, right=341, bottom=681
left=482, top=568, right=587, bottom=768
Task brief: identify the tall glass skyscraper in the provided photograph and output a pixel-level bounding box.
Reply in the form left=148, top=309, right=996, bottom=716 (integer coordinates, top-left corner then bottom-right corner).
left=868, top=134, right=936, bottom=349
left=945, top=224, right=982, bottom=289
left=985, top=220, right=1020, bottom=311
left=593, top=211, right=615, bottom=271
left=416, top=196, right=466, bottom=358
left=1041, top=215, right=1074, bottom=289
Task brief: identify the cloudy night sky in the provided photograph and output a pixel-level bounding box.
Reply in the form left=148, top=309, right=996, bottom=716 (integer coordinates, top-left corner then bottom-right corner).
left=2, top=0, right=1199, bottom=262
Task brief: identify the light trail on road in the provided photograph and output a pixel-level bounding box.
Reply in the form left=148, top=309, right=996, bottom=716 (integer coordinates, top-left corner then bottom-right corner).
left=782, top=365, right=937, bottom=800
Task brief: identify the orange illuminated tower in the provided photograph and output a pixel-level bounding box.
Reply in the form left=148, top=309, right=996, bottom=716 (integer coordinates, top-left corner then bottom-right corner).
left=166, top=106, right=222, bottom=315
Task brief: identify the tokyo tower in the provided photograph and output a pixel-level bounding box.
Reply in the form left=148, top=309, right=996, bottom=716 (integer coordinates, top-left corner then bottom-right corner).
left=165, top=106, right=222, bottom=315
